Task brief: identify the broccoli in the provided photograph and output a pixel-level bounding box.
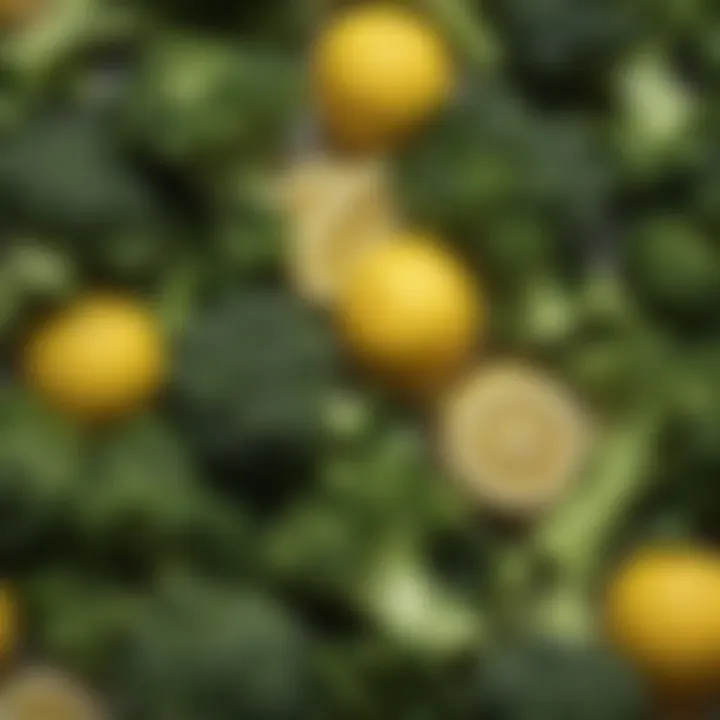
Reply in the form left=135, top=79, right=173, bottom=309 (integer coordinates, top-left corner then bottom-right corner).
left=115, top=579, right=313, bottom=720
left=0, top=110, right=173, bottom=282
left=23, top=569, right=148, bottom=683
left=0, top=385, right=83, bottom=560
left=121, top=32, right=303, bottom=171
left=169, top=290, right=338, bottom=504
left=483, top=0, right=640, bottom=99
left=73, top=414, right=246, bottom=569
left=470, top=637, right=650, bottom=720
left=621, top=216, right=720, bottom=330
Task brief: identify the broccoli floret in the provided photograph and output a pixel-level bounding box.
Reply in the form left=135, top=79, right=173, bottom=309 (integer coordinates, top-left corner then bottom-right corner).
left=169, top=290, right=338, bottom=503
left=116, top=580, right=313, bottom=720
left=471, top=638, right=650, bottom=720
left=394, top=86, right=611, bottom=248
left=0, top=111, right=173, bottom=281
left=23, top=569, right=148, bottom=683
left=484, top=0, right=639, bottom=98
left=622, top=216, right=720, bottom=328
left=0, top=386, right=82, bottom=559
left=73, top=414, right=241, bottom=567
left=121, top=32, right=302, bottom=170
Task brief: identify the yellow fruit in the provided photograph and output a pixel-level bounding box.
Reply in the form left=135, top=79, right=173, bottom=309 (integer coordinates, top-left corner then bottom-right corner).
left=0, top=586, right=18, bottom=661
left=439, top=361, right=592, bottom=517
left=0, top=666, right=106, bottom=720
left=336, top=233, right=482, bottom=395
left=0, top=0, right=43, bottom=28
left=25, top=295, right=165, bottom=423
left=604, top=546, right=720, bottom=697
left=282, top=154, right=399, bottom=306
left=311, top=4, right=454, bottom=151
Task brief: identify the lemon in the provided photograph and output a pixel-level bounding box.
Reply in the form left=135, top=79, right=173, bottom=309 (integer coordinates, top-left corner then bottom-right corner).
left=24, top=295, right=165, bottom=423
left=336, top=232, right=482, bottom=395
left=311, top=4, right=454, bottom=151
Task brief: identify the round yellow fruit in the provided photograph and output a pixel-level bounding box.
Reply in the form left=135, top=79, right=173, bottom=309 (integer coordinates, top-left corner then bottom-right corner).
left=0, top=0, right=44, bottom=28
left=0, top=586, right=18, bottom=661
left=311, top=4, right=454, bottom=151
left=336, top=233, right=482, bottom=395
left=25, top=295, right=165, bottom=423
left=604, top=545, right=720, bottom=697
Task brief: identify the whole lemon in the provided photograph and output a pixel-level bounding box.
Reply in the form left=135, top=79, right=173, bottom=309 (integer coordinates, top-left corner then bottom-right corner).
left=0, top=586, right=18, bottom=661
left=311, top=5, right=454, bottom=151
left=604, top=545, right=720, bottom=698
left=25, top=295, right=165, bottom=423
left=336, top=233, right=483, bottom=395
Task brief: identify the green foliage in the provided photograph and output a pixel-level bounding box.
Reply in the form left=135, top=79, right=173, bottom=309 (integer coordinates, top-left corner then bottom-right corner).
left=471, top=638, right=650, bottom=720
left=483, top=0, right=640, bottom=96
left=0, top=386, right=83, bottom=559
left=121, top=32, right=303, bottom=170
left=115, top=580, right=313, bottom=720
left=169, top=290, right=338, bottom=499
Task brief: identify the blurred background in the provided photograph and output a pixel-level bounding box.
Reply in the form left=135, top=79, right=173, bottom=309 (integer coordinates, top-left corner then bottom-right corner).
left=0, top=0, right=718, bottom=718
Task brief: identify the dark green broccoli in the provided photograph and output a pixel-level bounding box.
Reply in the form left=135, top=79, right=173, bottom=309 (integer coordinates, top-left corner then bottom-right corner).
left=621, top=215, right=720, bottom=329
left=0, top=111, right=173, bottom=282
left=169, top=290, right=338, bottom=503
left=115, top=579, right=313, bottom=720
left=121, top=32, right=303, bottom=170
left=264, top=419, right=487, bottom=658
left=0, top=386, right=83, bottom=560
left=394, top=86, right=611, bottom=247
left=73, top=414, right=248, bottom=568
left=483, top=0, right=640, bottom=98
left=471, top=638, right=650, bottom=720
left=23, top=569, right=148, bottom=683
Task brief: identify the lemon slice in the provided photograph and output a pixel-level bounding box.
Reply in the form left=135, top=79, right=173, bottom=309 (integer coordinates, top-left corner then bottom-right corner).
left=279, top=154, right=399, bottom=306
left=439, top=361, right=593, bottom=517
left=0, top=666, right=105, bottom=720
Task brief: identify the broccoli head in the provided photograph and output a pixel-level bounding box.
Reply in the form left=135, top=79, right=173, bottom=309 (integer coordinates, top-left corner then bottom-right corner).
left=0, top=111, right=172, bottom=282
left=483, top=0, right=640, bottom=98
left=0, top=385, right=82, bottom=559
left=121, top=32, right=302, bottom=170
left=74, top=414, right=233, bottom=567
left=115, top=580, right=313, bottom=720
left=621, top=216, right=720, bottom=329
left=471, top=638, right=650, bottom=720
left=169, top=290, right=338, bottom=503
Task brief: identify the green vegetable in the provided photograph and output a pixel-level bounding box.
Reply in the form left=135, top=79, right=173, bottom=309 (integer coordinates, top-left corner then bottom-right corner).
left=0, top=111, right=173, bottom=282
left=0, top=386, right=82, bottom=559
left=471, top=637, right=650, bottom=719
left=622, top=215, right=720, bottom=329
left=121, top=32, right=303, bottom=171
left=169, top=290, right=338, bottom=502
left=116, top=579, right=313, bottom=720
left=483, top=0, right=640, bottom=98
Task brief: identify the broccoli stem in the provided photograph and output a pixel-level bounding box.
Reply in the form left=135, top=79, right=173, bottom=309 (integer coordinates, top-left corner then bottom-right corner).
left=414, top=0, right=501, bottom=70
left=533, top=404, right=663, bottom=576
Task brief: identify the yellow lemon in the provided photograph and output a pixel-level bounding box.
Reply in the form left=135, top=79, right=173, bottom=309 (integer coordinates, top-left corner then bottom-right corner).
left=311, top=4, right=454, bottom=151
left=336, top=232, right=482, bottom=396
left=24, top=295, right=165, bottom=423
left=604, top=545, right=720, bottom=699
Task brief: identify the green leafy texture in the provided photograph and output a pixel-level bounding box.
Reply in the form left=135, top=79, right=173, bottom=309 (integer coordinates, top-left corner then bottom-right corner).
left=115, top=580, right=313, bottom=720
left=0, top=111, right=173, bottom=282
left=23, top=569, right=149, bottom=683
left=471, top=638, right=650, bottom=720
left=483, top=0, right=640, bottom=98
left=0, top=386, right=83, bottom=559
left=169, top=290, right=338, bottom=503
left=263, top=420, right=489, bottom=658
left=73, top=414, right=248, bottom=570
left=621, top=215, right=720, bottom=329
left=121, top=32, right=303, bottom=170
